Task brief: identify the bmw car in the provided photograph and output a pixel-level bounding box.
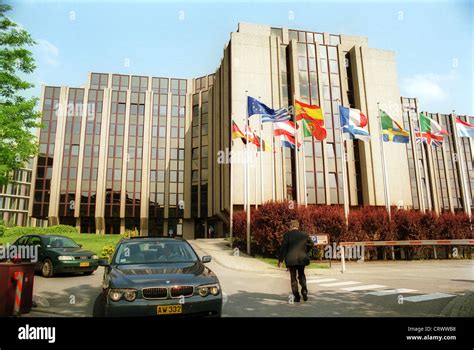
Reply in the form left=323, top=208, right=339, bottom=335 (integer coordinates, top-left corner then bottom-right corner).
left=99, top=237, right=222, bottom=317
left=12, top=234, right=99, bottom=277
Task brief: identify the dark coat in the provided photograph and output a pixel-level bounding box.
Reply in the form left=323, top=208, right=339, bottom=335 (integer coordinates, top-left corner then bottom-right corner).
left=278, top=229, right=314, bottom=266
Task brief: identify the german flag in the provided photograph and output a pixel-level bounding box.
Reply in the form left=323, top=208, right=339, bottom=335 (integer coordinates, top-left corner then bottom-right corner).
left=232, top=120, right=247, bottom=144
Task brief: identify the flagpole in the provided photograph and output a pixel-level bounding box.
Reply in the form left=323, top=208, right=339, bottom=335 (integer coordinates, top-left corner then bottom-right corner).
left=229, top=115, right=234, bottom=248
left=336, top=99, right=349, bottom=226
left=377, top=103, right=391, bottom=218
left=245, top=92, right=251, bottom=255
left=258, top=96, right=264, bottom=208
left=298, top=101, right=308, bottom=207
left=292, top=93, right=300, bottom=205
left=408, top=108, right=426, bottom=213
left=452, top=111, right=472, bottom=221
left=271, top=121, right=276, bottom=201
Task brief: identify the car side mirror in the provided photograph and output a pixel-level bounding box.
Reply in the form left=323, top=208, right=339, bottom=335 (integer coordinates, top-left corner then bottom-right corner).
left=98, top=259, right=110, bottom=267
left=201, top=256, right=212, bottom=263
left=79, top=244, right=83, bottom=248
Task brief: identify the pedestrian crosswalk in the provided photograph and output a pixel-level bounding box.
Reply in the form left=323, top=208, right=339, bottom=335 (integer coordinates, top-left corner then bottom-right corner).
left=303, top=276, right=456, bottom=303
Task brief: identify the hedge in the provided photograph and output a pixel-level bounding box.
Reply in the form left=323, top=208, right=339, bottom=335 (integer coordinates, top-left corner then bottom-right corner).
left=0, top=224, right=78, bottom=238
left=232, top=201, right=472, bottom=259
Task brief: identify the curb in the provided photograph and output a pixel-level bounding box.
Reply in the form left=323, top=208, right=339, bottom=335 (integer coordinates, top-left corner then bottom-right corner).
left=191, top=240, right=278, bottom=273
left=440, top=291, right=474, bottom=317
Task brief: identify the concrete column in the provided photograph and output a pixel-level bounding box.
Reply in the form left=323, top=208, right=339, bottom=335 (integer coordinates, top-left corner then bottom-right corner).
left=74, top=88, right=89, bottom=219
left=94, top=88, right=111, bottom=234
left=140, top=90, right=152, bottom=236
left=120, top=90, right=131, bottom=220
left=48, top=86, right=69, bottom=225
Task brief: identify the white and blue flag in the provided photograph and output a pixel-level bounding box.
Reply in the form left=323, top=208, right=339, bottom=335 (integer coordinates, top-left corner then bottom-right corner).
left=247, top=96, right=291, bottom=122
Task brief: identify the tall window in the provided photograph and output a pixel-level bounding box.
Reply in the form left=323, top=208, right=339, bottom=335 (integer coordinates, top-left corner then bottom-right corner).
left=59, top=88, right=84, bottom=217
left=80, top=89, right=103, bottom=225
left=33, top=86, right=61, bottom=219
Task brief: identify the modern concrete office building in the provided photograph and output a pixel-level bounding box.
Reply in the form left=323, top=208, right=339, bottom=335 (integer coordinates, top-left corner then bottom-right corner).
left=0, top=164, right=33, bottom=227
left=401, top=97, right=473, bottom=214
left=29, top=23, right=473, bottom=237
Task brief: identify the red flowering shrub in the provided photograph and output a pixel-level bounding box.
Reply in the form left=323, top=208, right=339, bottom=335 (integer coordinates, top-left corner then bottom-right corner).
left=232, top=201, right=473, bottom=259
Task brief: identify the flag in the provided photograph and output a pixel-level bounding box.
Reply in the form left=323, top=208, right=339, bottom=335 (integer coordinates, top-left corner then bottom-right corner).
left=278, top=134, right=301, bottom=149
left=420, top=112, right=448, bottom=135
left=302, top=118, right=327, bottom=140
left=232, top=121, right=247, bottom=144
left=417, top=112, right=448, bottom=147
left=255, top=134, right=272, bottom=152
left=295, top=99, right=324, bottom=121
left=455, top=117, right=474, bottom=138
left=247, top=96, right=291, bottom=122
left=380, top=110, right=409, bottom=144
left=295, top=100, right=327, bottom=141
left=339, top=106, right=370, bottom=141
left=244, top=126, right=260, bottom=147
left=415, top=128, right=444, bottom=147
left=274, top=120, right=301, bottom=149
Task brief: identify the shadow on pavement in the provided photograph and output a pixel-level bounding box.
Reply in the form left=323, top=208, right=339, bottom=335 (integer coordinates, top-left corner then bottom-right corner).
left=223, top=290, right=455, bottom=317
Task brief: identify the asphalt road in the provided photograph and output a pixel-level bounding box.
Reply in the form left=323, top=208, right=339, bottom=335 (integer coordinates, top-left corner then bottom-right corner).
left=27, top=249, right=473, bottom=317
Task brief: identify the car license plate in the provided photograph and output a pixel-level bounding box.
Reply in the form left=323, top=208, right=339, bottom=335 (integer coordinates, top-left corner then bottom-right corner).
left=157, top=305, right=182, bottom=315
left=80, top=262, right=90, bottom=267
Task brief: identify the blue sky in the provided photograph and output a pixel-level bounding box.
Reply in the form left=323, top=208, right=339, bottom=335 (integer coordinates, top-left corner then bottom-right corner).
left=7, top=0, right=474, bottom=115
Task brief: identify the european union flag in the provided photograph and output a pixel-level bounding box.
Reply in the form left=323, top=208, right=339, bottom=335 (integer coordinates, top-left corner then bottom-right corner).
left=247, top=96, right=290, bottom=122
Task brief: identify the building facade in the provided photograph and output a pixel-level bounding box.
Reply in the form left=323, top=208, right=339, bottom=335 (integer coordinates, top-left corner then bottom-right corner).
left=401, top=97, right=473, bottom=214
left=29, top=23, right=473, bottom=237
left=0, top=164, right=33, bottom=226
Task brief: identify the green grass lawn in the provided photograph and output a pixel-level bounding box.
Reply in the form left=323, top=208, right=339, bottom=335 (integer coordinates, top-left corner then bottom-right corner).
left=0, top=232, right=124, bottom=255
left=256, top=256, right=331, bottom=269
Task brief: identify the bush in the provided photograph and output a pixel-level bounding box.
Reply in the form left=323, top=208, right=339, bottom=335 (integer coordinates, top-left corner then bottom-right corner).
left=3, top=224, right=78, bottom=237
left=232, top=201, right=473, bottom=259
left=100, top=245, right=115, bottom=260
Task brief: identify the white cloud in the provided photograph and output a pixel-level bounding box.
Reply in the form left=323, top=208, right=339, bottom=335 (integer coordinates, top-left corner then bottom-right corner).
left=36, top=39, right=60, bottom=66
left=402, top=71, right=456, bottom=103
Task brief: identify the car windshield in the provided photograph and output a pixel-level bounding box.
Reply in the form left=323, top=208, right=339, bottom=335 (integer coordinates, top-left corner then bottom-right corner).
left=43, top=236, right=80, bottom=249
left=114, top=241, right=198, bottom=265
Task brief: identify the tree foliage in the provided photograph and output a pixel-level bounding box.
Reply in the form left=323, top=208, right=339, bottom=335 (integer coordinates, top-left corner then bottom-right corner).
left=0, top=4, right=41, bottom=185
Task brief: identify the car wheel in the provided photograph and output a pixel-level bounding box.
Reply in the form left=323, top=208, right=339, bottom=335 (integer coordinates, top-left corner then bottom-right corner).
left=83, top=271, right=94, bottom=276
left=41, top=259, right=54, bottom=278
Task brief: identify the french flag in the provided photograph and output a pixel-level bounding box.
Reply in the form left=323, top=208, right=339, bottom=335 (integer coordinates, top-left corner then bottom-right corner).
left=456, top=117, right=474, bottom=138
left=339, top=106, right=371, bottom=141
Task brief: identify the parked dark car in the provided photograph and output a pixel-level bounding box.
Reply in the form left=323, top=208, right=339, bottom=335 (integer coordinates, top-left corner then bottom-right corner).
left=100, top=237, right=222, bottom=317
left=12, top=234, right=99, bottom=277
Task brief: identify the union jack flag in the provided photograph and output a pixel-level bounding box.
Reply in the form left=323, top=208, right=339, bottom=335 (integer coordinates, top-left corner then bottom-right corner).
left=414, top=128, right=444, bottom=147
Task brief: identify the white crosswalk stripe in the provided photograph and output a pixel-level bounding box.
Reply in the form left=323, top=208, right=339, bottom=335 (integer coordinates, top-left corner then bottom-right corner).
left=318, top=281, right=361, bottom=287
left=367, top=289, right=417, bottom=296
left=403, top=293, right=456, bottom=302
left=341, top=284, right=386, bottom=291
left=307, top=278, right=338, bottom=284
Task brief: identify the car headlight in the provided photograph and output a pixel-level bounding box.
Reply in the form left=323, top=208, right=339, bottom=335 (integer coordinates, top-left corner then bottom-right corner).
left=198, top=286, right=209, bottom=297
left=197, top=284, right=220, bottom=297
left=123, top=289, right=137, bottom=302
left=58, top=256, right=75, bottom=261
left=209, top=285, right=220, bottom=296
left=91, top=255, right=98, bottom=260
left=108, top=288, right=137, bottom=302
left=109, top=289, right=123, bottom=302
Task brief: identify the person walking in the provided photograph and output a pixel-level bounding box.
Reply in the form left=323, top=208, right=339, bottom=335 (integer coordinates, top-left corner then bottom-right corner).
left=278, top=220, right=314, bottom=302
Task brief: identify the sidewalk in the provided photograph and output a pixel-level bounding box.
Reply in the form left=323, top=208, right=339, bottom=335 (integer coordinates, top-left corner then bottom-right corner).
left=189, top=238, right=333, bottom=275
left=189, top=239, right=277, bottom=273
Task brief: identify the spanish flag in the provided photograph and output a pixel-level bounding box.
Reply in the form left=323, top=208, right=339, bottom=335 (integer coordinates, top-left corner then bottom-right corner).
left=295, top=100, right=324, bottom=122
left=295, top=100, right=327, bottom=141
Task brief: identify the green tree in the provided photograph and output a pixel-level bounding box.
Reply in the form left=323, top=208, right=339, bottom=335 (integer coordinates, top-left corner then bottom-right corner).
left=0, top=4, right=41, bottom=185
